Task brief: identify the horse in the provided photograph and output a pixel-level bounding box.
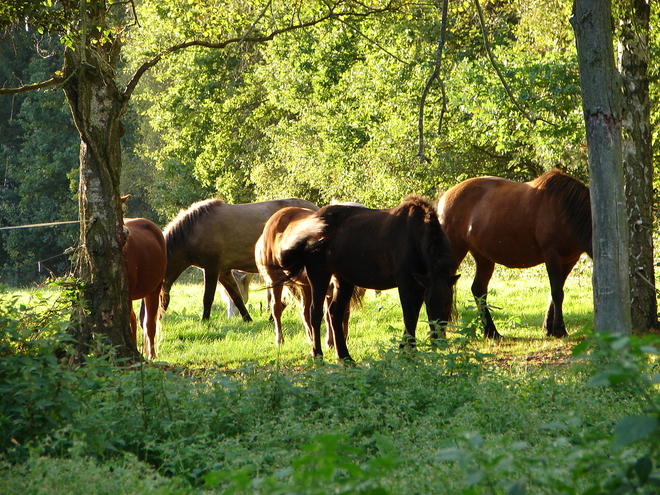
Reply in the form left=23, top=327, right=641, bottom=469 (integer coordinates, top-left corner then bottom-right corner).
left=277, top=196, right=459, bottom=361
left=436, top=169, right=592, bottom=339
left=122, top=216, right=167, bottom=359
left=160, top=198, right=318, bottom=321
left=220, top=271, right=254, bottom=318
left=255, top=206, right=364, bottom=347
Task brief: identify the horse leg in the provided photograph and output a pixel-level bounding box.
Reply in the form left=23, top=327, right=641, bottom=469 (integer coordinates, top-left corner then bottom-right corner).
left=201, top=267, right=220, bottom=320
left=471, top=254, right=500, bottom=338
left=306, top=264, right=331, bottom=358
left=543, top=259, right=574, bottom=338
left=324, top=292, right=335, bottom=347
left=142, top=285, right=161, bottom=359
left=397, top=280, right=424, bottom=347
left=301, top=284, right=315, bottom=344
left=129, top=303, right=138, bottom=346
left=217, top=271, right=253, bottom=322
left=270, top=284, right=285, bottom=345
left=327, top=281, right=354, bottom=361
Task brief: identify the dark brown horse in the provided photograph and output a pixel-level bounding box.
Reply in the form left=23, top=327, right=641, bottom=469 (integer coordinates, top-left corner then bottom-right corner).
left=255, top=206, right=363, bottom=347
left=123, top=217, right=167, bottom=359
left=437, top=169, right=592, bottom=339
left=277, top=196, right=459, bottom=361
left=161, top=198, right=318, bottom=321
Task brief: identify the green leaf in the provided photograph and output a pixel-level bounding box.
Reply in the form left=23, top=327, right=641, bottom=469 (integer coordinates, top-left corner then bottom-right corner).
left=436, top=448, right=465, bottom=462
left=634, top=456, right=653, bottom=485
left=614, top=416, right=658, bottom=446
left=508, top=478, right=527, bottom=495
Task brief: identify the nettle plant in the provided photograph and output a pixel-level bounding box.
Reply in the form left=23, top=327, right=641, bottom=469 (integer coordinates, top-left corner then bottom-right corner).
left=436, top=331, right=660, bottom=495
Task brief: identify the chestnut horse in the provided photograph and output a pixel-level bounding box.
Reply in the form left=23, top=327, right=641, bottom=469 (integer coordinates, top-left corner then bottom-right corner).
left=123, top=217, right=166, bottom=359
left=161, top=198, right=318, bottom=321
left=277, top=196, right=459, bottom=361
left=437, top=169, right=592, bottom=339
left=255, top=206, right=364, bottom=347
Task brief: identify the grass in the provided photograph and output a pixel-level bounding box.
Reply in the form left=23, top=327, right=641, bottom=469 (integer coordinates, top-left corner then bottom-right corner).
left=3, top=256, right=659, bottom=494
left=152, top=255, right=594, bottom=369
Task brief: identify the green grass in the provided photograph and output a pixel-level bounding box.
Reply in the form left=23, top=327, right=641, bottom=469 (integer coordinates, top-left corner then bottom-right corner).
left=153, top=256, right=594, bottom=368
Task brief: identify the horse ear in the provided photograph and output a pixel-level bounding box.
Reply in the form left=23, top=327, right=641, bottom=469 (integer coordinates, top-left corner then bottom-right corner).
left=451, top=274, right=461, bottom=285
left=121, top=194, right=131, bottom=204
left=413, top=273, right=430, bottom=287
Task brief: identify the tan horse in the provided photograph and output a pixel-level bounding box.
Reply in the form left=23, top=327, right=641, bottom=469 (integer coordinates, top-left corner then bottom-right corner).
left=161, top=198, right=318, bottom=321
left=437, top=170, right=592, bottom=338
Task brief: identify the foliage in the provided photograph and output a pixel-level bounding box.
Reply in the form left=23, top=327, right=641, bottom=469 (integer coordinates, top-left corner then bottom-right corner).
left=0, top=27, right=78, bottom=285
left=0, top=277, right=659, bottom=494
left=0, top=281, right=81, bottom=463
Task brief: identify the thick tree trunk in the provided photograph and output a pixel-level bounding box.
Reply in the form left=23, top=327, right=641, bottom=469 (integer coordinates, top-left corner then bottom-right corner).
left=570, top=0, right=631, bottom=334
left=61, top=39, right=139, bottom=362
left=619, top=0, right=657, bottom=332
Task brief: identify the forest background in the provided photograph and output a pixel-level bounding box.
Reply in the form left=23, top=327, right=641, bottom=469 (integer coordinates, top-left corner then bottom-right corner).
left=0, top=0, right=657, bottom=286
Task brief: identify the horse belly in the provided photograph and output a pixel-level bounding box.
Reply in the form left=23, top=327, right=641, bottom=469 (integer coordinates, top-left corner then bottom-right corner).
left=326, top=247, right=397, bottom=291
left=469, top=225, right=544, bottom=269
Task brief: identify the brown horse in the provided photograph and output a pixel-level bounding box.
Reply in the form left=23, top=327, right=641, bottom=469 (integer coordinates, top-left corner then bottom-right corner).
left=123, top=217, right=167, bottom=359
left=255, top=206, right=363, bottom=347
left=277, top=196, right=459, bottom=361
left=437, top=169, right=592, bottom=339
left=161, top=198, right=318, bottom=321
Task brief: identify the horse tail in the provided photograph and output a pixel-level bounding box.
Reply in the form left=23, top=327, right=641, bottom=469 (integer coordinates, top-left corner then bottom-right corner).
left=350, top=286, right=366, bottom=310
left=277, top=215, right=327, bottom=279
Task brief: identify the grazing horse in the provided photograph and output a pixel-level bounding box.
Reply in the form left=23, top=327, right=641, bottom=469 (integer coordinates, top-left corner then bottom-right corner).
left=220, top=271, right=254, bottom=318
left=437, top=169, right=592, bottom=339
left=277, top=196, right=459, bottom=361
left=122, top=217, right=167, bottom=359
left=255, top=206, right=364, bottom=347
left=161, top=198, right=318, bottom=321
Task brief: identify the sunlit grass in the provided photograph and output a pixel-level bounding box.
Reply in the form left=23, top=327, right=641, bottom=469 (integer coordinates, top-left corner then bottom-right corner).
left=154, top=255, right=594, bottom=368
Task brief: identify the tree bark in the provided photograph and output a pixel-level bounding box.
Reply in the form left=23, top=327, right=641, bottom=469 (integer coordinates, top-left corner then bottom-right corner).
left=618, top=0, right=656, bottom=332
left=571, top=0, right=631, bottom=334
left=61, top=20, right=139, bottom=362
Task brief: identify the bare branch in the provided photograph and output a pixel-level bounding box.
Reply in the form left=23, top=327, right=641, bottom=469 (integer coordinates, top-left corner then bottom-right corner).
left=473, top=0, right=554, bottom=127
left=0, top=75, right=64, bottom=95
left=337, top=17, right=409, bottom=65
left=417, top=0, right=448, bottom=164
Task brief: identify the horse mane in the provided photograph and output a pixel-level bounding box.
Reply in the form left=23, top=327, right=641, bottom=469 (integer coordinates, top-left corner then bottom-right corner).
left=397, top=195, right=455, bottom=275
left=163, top=199, right=225, bottom=257
left=532, top=170, right=592, bottom=254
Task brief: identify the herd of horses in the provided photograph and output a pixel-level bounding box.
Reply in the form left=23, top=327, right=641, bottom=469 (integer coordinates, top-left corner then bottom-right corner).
left=122, top=169, right=592, bottom=361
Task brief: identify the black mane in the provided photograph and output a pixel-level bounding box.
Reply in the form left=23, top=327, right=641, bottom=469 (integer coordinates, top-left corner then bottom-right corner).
left=533, top=170, right=592, bottom=255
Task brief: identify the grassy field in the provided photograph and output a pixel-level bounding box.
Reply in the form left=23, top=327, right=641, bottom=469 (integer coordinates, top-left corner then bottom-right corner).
left=4, top=255, right=659, bottom=495
left=152, top=255, right=594, bottom=369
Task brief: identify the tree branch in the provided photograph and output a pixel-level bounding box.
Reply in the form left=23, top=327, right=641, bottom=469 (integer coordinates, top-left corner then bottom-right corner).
left=122, top=2, right=399, bottom=104
left=473, top=0, right=553, bottom=126
left=417, top=0, right=448, bottom=164
left=0, top=75, right=64, bottom=95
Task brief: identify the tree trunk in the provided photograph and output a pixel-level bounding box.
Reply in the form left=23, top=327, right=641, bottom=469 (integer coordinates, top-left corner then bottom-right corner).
left=618, top=0, right=656, bottom=332
left=570, top=0, right=631, bottom=334
left=61, top=33, right=139, bottom=362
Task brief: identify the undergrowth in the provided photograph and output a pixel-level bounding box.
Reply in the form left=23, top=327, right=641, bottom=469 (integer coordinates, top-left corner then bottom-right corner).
left=0, top=284, right=659, bottom=494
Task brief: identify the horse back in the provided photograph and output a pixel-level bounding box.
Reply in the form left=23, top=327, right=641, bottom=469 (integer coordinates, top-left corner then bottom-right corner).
left=318, top=204, right=435, bottom=290
left=165, top=198, right=319, bottom=274
left=438, top=172, right=592, bottom=268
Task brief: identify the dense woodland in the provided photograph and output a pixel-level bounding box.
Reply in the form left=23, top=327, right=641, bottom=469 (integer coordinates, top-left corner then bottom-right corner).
left=2, top=0, right=655, bottom=286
